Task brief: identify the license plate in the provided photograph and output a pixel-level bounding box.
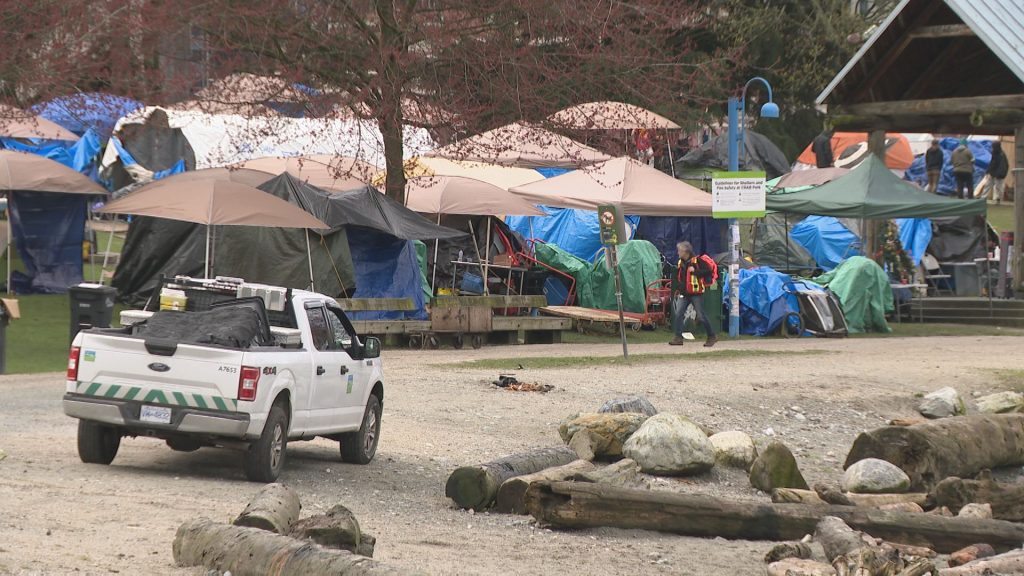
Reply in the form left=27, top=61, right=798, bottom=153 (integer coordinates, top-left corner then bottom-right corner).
left=140, top=405, right=172, bottom=424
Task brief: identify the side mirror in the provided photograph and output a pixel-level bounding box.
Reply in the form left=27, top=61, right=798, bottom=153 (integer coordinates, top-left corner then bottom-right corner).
left=363, top=337, right=381, bottom=359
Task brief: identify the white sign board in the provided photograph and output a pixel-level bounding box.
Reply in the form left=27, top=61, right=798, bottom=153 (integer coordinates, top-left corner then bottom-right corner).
left=712, top=171, right=767, bottom=218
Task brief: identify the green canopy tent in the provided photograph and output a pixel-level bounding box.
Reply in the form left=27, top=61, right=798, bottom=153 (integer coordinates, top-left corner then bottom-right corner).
left=766, top=155, right=986, bottom=219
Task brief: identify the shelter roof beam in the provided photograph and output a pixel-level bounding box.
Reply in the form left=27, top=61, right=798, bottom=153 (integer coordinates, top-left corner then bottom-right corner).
left=908, top=24, right=975, bottom=39
left=852, top=1, right=943, bottom=102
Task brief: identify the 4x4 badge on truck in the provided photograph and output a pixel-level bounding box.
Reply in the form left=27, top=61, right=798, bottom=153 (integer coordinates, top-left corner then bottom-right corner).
left=148, top=362, right=171, bottom=372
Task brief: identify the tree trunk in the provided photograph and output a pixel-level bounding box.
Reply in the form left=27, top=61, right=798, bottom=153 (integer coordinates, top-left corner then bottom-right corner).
left=523, top=481, right=1024, bottom=553
left=378, top=110, right=407, bottom=206
left=232, top=483, right=301, bottom=534
left=173, top=518, right=414, bottom=575
left=772, top=488, right=928, bottom=508
left=376, top=2, right=408, bottom=206
left=288, top=504, right=365, bottom=556
left=844, top=414, right=1024, bottom=490
left=495, top=460, right=595, bottom=514
left=570, top=458, right=642, bottom=487
left=445, top=446, right=578, bottom=510
left=939, top=549, right=1024, bottom=575
left=932, top=473, right=1024, bottom=521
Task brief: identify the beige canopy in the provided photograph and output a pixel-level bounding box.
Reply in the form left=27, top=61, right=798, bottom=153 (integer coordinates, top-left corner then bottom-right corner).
left=509, top=157, right=711, bottom=216
left=0, top=104, right=79, bottom=141
left=376, top=156, right=544, bottom=191
left=427, top=122, right=611, bottom=169
left=99, top=168, right=326, bottom=277
left=195, top=73, right=308, bottom=106
left=232, top=155, right=377, bottom=191
left=547, top=101, right=680, bottom=130
left=773, top=167, right=850, bottom=190
left=0, top=150, right=106, bottom=194
left=405, top=175, right=544, bottom=216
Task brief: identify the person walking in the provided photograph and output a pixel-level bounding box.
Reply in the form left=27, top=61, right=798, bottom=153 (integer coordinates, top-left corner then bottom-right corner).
left=924, top=139, right=944, bottom=194
left=950, top=139, right=975, bottom=199
left=981, top=141, right=1009, bottom=203
left=669, top=241, right=718, bottom=348
left=812, top=130, right=834, bottom=168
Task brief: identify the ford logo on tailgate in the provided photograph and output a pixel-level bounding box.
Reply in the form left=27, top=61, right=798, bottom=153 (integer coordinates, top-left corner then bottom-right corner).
left=148, top=362, right=171, bottom=373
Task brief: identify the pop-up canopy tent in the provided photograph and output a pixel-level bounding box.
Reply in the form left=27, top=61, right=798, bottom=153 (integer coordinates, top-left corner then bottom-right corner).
left=795, top=132, right=914, bottom=172
left=427, top=122, right=611, bottom=169
left=232, top=155, right=377, bottom=192
left=1, top=151, right=108, bottom=293
left=766, top=156, right=987, bottom=219
left=0, top=104, right=79, bottom=141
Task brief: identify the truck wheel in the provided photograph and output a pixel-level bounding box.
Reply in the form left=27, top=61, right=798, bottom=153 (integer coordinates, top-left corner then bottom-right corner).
left=77, top=421, right=121, bottom=465
left=244, top=405, right=288, bottom=482
left=340, top=395, right=381, bottom=465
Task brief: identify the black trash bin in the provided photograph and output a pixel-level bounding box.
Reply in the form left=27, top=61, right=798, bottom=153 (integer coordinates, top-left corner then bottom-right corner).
left=0, top=303, right=8, bottom=375
left=69, top=284, right=117, bottom=344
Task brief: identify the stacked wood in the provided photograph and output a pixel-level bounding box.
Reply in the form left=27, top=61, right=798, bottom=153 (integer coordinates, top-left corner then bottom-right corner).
left=523, top=481, right=1024, bottom=553
left=232, top=483, right=301, bottom=534
left=494, top=460, right=595, bottom=514
left=939, top=549, right=1024, bottom=575
left=814, top=516, right=935, bottom=576
left=844, top=414, right=1024, bottom=490
left=931, top=471, right=1024, bottom=521
left=445, top=446, right=578, bottom=510
left=771, top=488, right=929, bottom=509
left=173, top=518, right=413, bottom=575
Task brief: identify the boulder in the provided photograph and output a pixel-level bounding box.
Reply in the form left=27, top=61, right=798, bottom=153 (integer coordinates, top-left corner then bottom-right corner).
left=598, top=396, right=658, bottom=417
left=841, top=458, right=910, bottom=494
left=749, top=442, right=809, bottom=492
left=957, top=502, right=993, bottom=519
left=708, top=431, right=757, bottom=470
left=567, top=430, right=599, bottom=461
left=622, top=414, right=714, bottom=476
left=917, top=386, right=964, bottom=419
left=558, top=413, right=648, bottom=458
left=765, top=558, right=836, bottom=576
left=975, top=391, right=1024, bottom=414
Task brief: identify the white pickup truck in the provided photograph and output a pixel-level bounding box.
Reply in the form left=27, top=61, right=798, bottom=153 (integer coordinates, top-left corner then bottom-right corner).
left=62, top=278, right=384, bottom=482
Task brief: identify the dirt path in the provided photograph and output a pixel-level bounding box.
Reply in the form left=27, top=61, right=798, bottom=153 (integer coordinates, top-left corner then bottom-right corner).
left=1, top=335, right=1021, bottom=575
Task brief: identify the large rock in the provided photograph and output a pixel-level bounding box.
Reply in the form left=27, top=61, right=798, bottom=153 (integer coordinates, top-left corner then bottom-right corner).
left=622, top=414, right=714, bottom=476
left=749, top=442, right=809, bottom=492
left=558, top=413, right=648, bottom=458
left=975, top=391, right=1024, bottom=414
left=598, top=396, right=658, bottom=417
left=841, top=458, right=910, bottom=494
left=958, top=502, right=993, bottom=519
left=917, top=387, right=965, bottom=419
left=766, top=558, right=836, bottom=576
left=709, top=431, right=757, bottom=470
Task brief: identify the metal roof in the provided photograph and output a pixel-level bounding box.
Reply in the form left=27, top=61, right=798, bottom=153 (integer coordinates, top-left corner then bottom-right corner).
left=817, top=0, right=1024, bottom=105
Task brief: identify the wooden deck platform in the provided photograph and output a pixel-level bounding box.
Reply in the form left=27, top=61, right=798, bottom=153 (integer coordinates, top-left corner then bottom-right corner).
left=540, top=306, right=643, bottom=328
left=351, top=315, right=571, bottom=346
left=907, top=297, right=1024, bottom=328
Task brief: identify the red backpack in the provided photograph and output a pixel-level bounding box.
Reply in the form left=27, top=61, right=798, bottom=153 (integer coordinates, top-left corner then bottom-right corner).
left=699, top=254, right=719, bottom=288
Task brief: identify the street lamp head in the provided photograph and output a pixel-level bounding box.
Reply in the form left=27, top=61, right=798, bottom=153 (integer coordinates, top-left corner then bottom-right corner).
left=759, top=101, right=780, bottom=119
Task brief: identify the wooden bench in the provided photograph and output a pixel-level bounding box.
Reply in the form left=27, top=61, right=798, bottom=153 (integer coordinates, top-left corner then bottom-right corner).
left=335, top=298, right=429, bottom=343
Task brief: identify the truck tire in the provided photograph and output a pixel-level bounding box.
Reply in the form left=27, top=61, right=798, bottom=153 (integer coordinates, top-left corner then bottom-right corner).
left=340, top=394, right=381, bottom=465
left=166, top=438, right=202, bottom=452
left=77, top=421, right=121, bottom=465
left=244, top=405, right=288, bottom=482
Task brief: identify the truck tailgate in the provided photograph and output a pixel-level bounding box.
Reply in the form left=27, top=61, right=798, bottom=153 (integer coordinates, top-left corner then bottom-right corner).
left=73, top=334, right=242, bottom=412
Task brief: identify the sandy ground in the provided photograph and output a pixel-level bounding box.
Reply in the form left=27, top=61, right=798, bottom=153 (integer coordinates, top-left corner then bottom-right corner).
left=1, top=334, right=1023, bottom=576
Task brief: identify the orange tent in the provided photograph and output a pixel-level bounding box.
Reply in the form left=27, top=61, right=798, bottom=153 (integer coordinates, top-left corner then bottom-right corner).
left=797, top=132, right=914, bottom=171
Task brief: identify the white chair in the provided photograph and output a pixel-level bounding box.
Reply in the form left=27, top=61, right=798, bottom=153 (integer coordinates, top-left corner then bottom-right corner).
left=921, top=253, right=952, bottom=296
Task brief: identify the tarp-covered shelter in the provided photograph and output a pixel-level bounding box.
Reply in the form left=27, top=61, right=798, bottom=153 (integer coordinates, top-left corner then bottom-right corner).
left=31, top=93, right=144, bottom=139
left=677, top=131, right=790, bottom=179
left=766, top=156, right=987, bottom=218
left=729, top=267, right=824, bottom=336
left=903, top=138, right=992, bottom=196
left=635, top=217, right=726, bottom=265
left=752, top=213, right=818, bottom=273
left=535, top=239, right=661, bottom=313
left=810, top=256, right=894, bottom=333
left=795, top=132, right=914, bottom=171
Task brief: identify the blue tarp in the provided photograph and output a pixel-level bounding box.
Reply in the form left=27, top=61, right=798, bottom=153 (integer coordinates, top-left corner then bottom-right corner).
left=1, top=128, right=102, bottom=176
left=506, top=206, right=640, bottom=261
left=904, top=138, right=992, bottom=196
left=722, top=267, right=823, bottom=336
left=9, top=191, right=86, bottom=294
left=895, top=218, right=932, bottom=265
left=789, top=216, right=860, bottom=272
left=635, top=216, right=727, bottom=263
left=346, top=228, right=428, bottom=321
left=31, top=93, right=143, bottom=139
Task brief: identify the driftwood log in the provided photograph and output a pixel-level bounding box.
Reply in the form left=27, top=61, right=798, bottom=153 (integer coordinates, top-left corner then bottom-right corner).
left=523, top=481, right=1024, bottom=553
left=495, top=460, right=595, bottom=514
left=772, top=488, right=929, bottom=509
left=570, top=458, right=642, bottom=488
left=844, top=414, right=1024, bottom=490
left=289, top=504, right=375, bottom=558
left=173, top=518, right=414, bottom=575
left=445, top=446, right=578, bottom=510
left=932, top=472, right=1024, bottom=522
left=232, top=483, right=301, bottom=534
left=815, top=516, right=936, bottom=576
left=939, top=549, right=1024, bottom=575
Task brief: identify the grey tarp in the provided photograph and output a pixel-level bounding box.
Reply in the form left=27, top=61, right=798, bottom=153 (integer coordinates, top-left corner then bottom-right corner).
left=324, top=185, right=467, bottom=240
left=677, top=131, right=790, bottom=180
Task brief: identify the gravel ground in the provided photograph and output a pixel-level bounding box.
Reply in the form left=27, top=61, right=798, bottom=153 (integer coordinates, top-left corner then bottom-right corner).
left=1, top=334, right=1022, bottom=576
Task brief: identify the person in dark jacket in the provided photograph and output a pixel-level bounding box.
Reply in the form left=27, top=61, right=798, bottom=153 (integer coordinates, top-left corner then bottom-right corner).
left=670, top=241, right=717, bottom=347
left=924, top=140, right=944, bottom=194
left=812, top=130, right=834, bottom=168
left=981, top=141, right=1009, bottom=203
left=951, top=140, right=975, bottom=199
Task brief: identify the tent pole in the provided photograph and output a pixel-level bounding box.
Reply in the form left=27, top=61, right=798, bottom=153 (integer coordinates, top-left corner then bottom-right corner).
left=305, top=228, right=315, bottom=291
left=5, top=197, right=10, bottom=294
left=100, top=215, right=116, bottom=276
left=467, top=219, right=486, bottom=292
left=785, top=213, right=790, bottom=272
left=484, top=217, right=492, bottom=295
left=204, top=225, right=211, bottom=279
left=986, top=216, right=993, bottom=318
left=666, top=129, right=676, bottom=178
left=431, top=214, right=440, bottom=296
left=87, top=204, right=96, bottom=284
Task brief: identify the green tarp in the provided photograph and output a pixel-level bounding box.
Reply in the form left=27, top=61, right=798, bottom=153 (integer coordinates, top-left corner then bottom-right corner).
left=413, top=240, right=432, bottom=303
left=766, top=156, right=987, bottom=219
left=809, top=256, right=892, bottom=333
left=537, top=239, right=662, bottom=313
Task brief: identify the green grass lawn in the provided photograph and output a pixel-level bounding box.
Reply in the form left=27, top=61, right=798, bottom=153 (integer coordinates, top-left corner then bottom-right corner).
left=446, top=349, right=829, bottom=370
left=987, top=203, right=1015, bottom=235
